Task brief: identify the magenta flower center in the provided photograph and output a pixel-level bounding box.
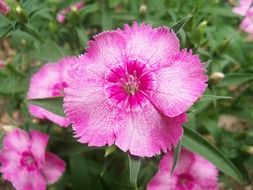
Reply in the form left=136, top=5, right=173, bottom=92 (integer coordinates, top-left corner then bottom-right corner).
left=52, top=81, right=68, bottom=96
left=177, top=173, right=194, bottom=190
left=20, top=151, right=38, bottom=171
left=105, top=60, right=153, bottom=108
left=122, top=71, right=139, bottom=95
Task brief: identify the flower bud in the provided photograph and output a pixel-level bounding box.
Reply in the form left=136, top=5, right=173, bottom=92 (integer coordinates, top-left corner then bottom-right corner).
left=15, top=6, right=22, bottom=14
left=241, top=145, right=253, bottom=155
left=139, top=4, right=147, bottom=14
left=210, top=72, right=225, bottom=84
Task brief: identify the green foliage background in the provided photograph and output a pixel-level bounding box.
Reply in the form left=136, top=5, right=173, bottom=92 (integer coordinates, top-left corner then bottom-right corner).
left=1, top=0, right=253, bottom=189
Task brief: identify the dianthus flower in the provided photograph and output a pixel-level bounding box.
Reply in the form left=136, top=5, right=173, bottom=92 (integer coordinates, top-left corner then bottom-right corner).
left=0, top=0, right=10, bottom=15
left=0, top=129, right=65, bottom=190
left=233, top=0, right=252, bottom=16
left=233, top=0, right=253, bottom=35
left=0, top=59, right=4, bottom=69
left=28, top=57, right=76, bottom=127
left=64, top=22, right=207, bottom=157
left=56, top=2, right=84, bottom=23
left=147, top=149, right=218, bottom=190
left=240, top=7, right=253, bottom=34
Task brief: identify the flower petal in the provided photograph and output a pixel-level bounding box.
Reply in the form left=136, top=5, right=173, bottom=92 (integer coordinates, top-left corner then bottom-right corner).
left=42, top=152, right=65, bottom=184
left=28, top=62, right=61, bottom=98
left=12, top=169, right=47, bottom=190
left=28, top=105, right=69, bottom=127
left=233, top=0, right=252, bottom=16
left=3, top=129, right=30, bottom=153
left=64, top=54, right=128, bottom=146
left=0, top=149, right=21, bottom=182
left=115, top=103, right=186, bottom=157
left=190, top=154, right=218, bottom=189
left=30, top=130, right=49, bottom=165
left=147, top=169, right=177, bottom=190
left=159, top=149, right=195, bottom=174
left=86, top=31, right=126, bottom=69
left=240, top=13, right=253, bottom=34
left=150, top=50, right=208, bottom=117
left=120, top=22, right=179, bottom=67
left=64, top=87, right=124, bottom=146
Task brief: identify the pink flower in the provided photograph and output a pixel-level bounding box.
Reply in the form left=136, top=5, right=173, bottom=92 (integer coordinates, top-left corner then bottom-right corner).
left=64, top=22, right=207, bottom=157
left=147, top=149, right=218, bottom=190
left=240, top=7, right=253, bottom=34
left=56, top=2, right=84, bottom=23
left=233, top=0, right=252, bottom=16
left=56, top=13, right=65, bottom=23
left=0, top=59, right=4, bottom=69
left=27, top=57, right=76, bottom=127
left=0, top=0, right=10, bottom=15
left=65, top=2, right=84, bottom=12
left=0, top=129, right=65, bottom=190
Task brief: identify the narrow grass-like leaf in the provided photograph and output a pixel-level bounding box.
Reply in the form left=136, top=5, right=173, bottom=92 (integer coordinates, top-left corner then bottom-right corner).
left=200, top=95, right=233, bottom=102
left=79, top=4, right=99, bottom=18
left=171, top=140, right=182, bottom=175
left=171, top=14, right=193, bottom=34
left=27, top=97, right=64, bottom=117
left=128, top=154, right=141, bottom=189
left=182, top=126, right=248, bottom=184
left=218, top=73, right=253, bottom=87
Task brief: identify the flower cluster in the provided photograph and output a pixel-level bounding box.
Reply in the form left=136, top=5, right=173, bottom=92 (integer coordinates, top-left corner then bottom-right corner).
left=26, top=22, right=208, bottom=157
left=0, top=0, right=10, bottom=15
left=233, top=0, right=253, bottom=35
left=0, top=22, right=212, bottom=189
left=0, top=129, right=65, bottom=190
left=56, top=2, right=84, bottom=23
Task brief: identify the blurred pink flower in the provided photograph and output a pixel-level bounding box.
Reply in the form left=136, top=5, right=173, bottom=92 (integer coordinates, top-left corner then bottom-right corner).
left=0, top=59, right=4, bottom=69
left=147, top=149, right=218, bottom=190
left=65, top=2, right=84, bottom=12
left=233, top=0, right=253, bottom=35
left=0, top=0, right=10, bottom=15
left=27, top=57, right=76, bottom=127
left=56, top=2, right=84, bottom=23
left=64, top=22, right=207, bottom=157
left=240, top=7, right=253, bottom=34
left=233, top=0, right=252, bottom=16
left=0, top=129, right=65, bottom=190
left=56, top=13, right=65, bottom=23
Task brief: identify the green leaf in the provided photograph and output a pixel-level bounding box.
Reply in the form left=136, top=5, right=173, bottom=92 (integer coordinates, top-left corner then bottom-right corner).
left=27, top=97, right=64, bottom=117
left=171, top=141, right=182, bottom=175
left=79, top=4, right=99, bottom=19
left=54, top=140, right=101, bottom=156
left=0, top=75, right=27, bottom=94
left=218, top=73, right=253, bottom=87
left=200, top=95, right=233, bottom=102
left=31, top=41, right=66, bottom=61
left=76, top=27, right=88, bottom=50
left=182, top=126, right=248, bottom=183
left=0, top=25, right=12, bottom=38
left=111, top=14, right=136, bottom=21
left=70, top=155, right=100, bottom=189
left=171, top=14, right=193, bottom=34
left=128, top=154, right=141, bottom=189
left=101, top=0, right=112, bottom=30
left=0, top=14, right=10, bottom=26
